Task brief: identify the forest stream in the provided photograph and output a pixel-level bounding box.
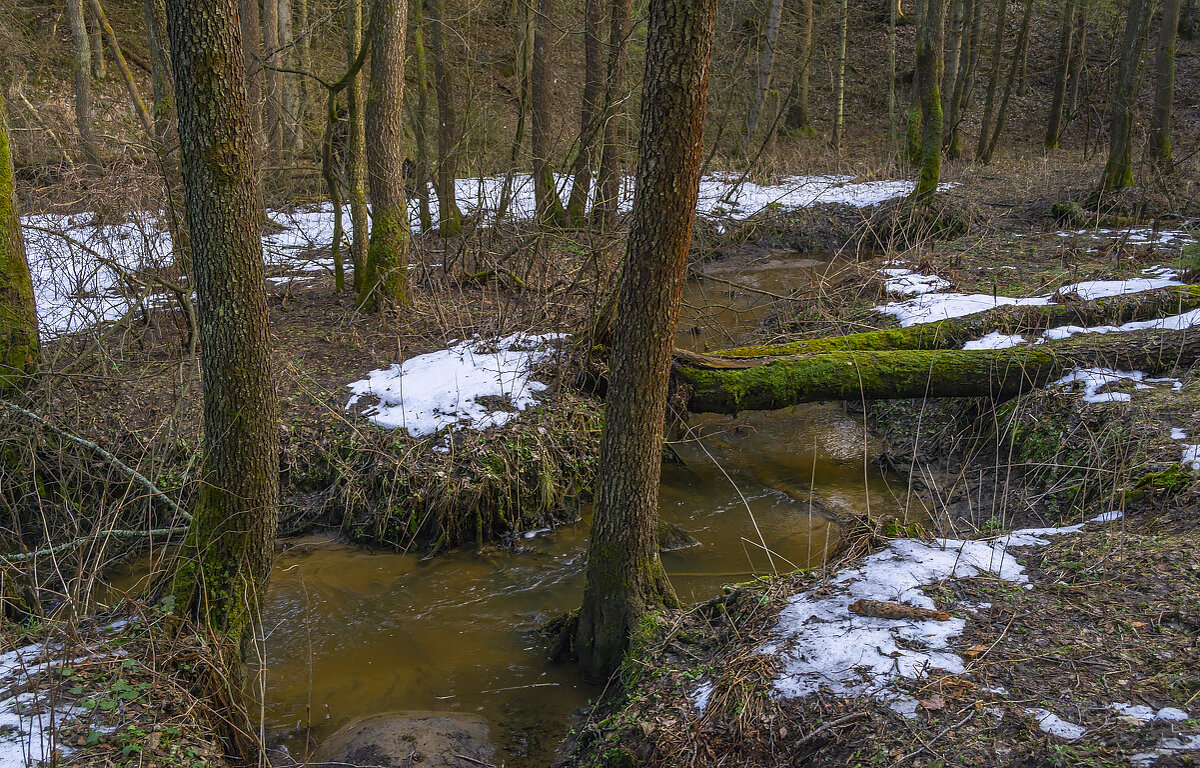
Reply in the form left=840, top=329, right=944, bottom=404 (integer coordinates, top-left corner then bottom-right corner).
left=105, top=252, right=911, bottom=767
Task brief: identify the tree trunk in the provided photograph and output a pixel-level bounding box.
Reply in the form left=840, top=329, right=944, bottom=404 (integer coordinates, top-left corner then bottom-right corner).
left=1044, top=0, right=1079, bottom=150
left=496, top=0, right=535, bottom=223
left=566, top=0, right=604, bottom=226
left=141, top=0, right=191, bottom=270
left=913, top=0, right=946, bottom=200
left=68, top=0, right=101, bottom=164
left=359, top=0, right=410, bottom=310
left=410, top=0, right=434, bottom=234
left=1100, top=0, right=1153, bottom=191
left=1149, top=0, right=1182, bottom=171
left=784, top=0, right=816, bottom=136
left=981, top=0, right=1033, bottom=163
left=345, top=0, right=369, bottom=289
left=942, top=0, right=964, bottom=135
left=747, top=0, right=785, bottom=138
left=832, top=0, right=849, bottom=152
left=90, top=4, right=106, bottom=79
left=975, top=0, right=1007, bottom=160
left=577, top=0, right=719, bottom=683
left=531, top=0, right=567, bottom=227
left=677, top=326, right=1200, bottom=413
left=703, top=285, right=1200, bottom=360
left=0, top=86, right=39, bottom=391
left=278, top=0, right=298, bottom=152
left=239, top=0, right=266, bottom=159
left=592, top=0, right=635, bottom=233
left=161, top=0, right=279, bottom=753
left=295, top=0, right=311, bottom=152
left=262, top=0, right=283, bottom=156
left=944, top=0, right=974, bottom=157
left=89, top=0, right=154, bottom=137
left=426, top=0, right=463, bottom=236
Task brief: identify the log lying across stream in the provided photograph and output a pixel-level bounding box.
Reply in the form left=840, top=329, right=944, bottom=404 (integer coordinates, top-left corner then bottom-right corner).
left=674, top=285, right=1200, bottom=414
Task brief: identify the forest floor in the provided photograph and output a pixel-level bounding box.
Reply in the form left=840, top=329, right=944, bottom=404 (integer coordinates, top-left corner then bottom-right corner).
left=3, top=155, right=1200, bottom=767
left=557, top=163, right=1200, bottom=767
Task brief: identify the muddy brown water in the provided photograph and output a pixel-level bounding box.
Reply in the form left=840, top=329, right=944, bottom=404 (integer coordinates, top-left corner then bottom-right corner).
left=105, top=253, right=911, bottom=766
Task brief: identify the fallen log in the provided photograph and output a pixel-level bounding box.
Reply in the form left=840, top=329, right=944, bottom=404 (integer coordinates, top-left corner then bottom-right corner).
left=709, top=284, right=1200, bottom=360
left=675, top=326, right=1200, bottom=413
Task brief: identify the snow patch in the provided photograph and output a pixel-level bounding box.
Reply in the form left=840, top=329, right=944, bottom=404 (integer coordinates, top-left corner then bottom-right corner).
left=1050, top=368, right=1181, bottom=404
left=767, top=524, right=1086, bottom=707
left=1170, top=428, right=1188, bottom=440
left=1042, top=308, right=1200, bottom=341
left=345, top=333, right=565, bottom=436
left=691, top=681, right=714, bottom=713
left=1110, top=703, right=1190, bottom=723
left=879, top=267, right=951, bottom=296
left=1025, top=708, right=1086, bottom=740
left=1181, top=445, right=1200, bottom=471
left=875, top=294, right=1051, bottom=327
left=1131, top=735, right=1200, bottom=767
left=962, top=331, right=1025, bottom=350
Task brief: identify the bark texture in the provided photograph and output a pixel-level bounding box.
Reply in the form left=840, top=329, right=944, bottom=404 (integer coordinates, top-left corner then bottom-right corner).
left=593, top=0, right=634, bottom=232
left=346, top=0, right=369, bottom=286
left=426, top=0, right=463, bottom=236
left=360, top=0, right=410, bottom=309
left=913, top=0, right=946, bottom=199
left=577, top=0, right=719, bottom=683
left=1150, top=0, right=1182, bottom=170
left=566, top=0, right=603, bottom=225
left=747, top=0, right=784, bottom=137
left=531, top=0, right=567, bottom=227
left=677, top=327, right=1200, bottom=413
left=163, top=0, right=279, bottom=667
left=1101, top=0, right=1153, bottom=191
left=68, top=0, right=100, bottom=163
left=1044, top=0, right=1079, bottom=150
left=0, top=87, right=39, bottom=390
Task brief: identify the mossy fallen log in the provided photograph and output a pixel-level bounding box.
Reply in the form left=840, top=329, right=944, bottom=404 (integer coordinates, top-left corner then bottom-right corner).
left=710, top=284, right=1200, bottom=359
left=675, top=326, right=1200, bottom=413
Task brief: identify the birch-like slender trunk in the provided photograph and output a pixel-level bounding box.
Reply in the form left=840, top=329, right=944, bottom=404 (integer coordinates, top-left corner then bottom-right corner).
left=747, top=0, right=784, bottom=138
left=1149, top=0, right=1182, bottom=170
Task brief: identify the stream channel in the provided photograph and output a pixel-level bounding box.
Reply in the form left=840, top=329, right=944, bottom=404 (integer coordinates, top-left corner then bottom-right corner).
left=107, top=252, right=910, bottom=766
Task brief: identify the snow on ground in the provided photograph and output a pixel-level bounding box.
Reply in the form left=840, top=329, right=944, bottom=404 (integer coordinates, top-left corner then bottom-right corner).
left=1170, top=428, right=1188, bottom=440
left=22, top=173, right=931, bottom=338
left=1110, top=704, right=1190, bottom=723
left=877, top=293, right=1051, bottom=327
left=1024, top=709, right=1087, bottom=740
left=690, top=681, right=714, bottom=713
left=0, top=642, right=96, bottom=768
left=1050, top=368, right=1181, bottom=404
left=1131, top=736, right=1200, bottom=767
left=762, top=515, right=1115, bottom=717
left=887, top=265, right=1187, bottom=330
left=962, top=331, right=1025, bottom=350
left=1042, top=308, right=1200, bottom=341
left=878, top=267, right=951, bottom=296
left=345, top=333, right=565, bottom=437
left=1181, top=445, right=1200, bottom=471
left=1055, top=228, right=1196, bottom=247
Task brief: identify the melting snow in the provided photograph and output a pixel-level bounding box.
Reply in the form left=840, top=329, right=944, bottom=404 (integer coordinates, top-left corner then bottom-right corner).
left=345, top=333, right=565, bottom=436
left=962, top=331, right=1025, bottom=350
left=1025, top=708, right=1086, bottom=740
left=765, top=523, right=1089, bottom=713
left=879, top=267, right=951, bottom=296
left=1131, top=735, right=1200, bottom=767
left=877, top=265, right=1186, bottom=328
left=1050, top=368, right=1181, bottom=404
left=1171, top=428, right=1188, bottom=440
left=1110, top=703, right=1190, bottom=723
left=1042, top=308, right=1200, bottom=341
left=1181, top=445, right=1200, bottom=471
left=691, top=681, right=714, bottom=713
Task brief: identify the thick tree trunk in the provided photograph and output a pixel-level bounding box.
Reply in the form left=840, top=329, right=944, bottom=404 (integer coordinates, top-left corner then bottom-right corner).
left=345, top=0, right=369, bottom=288
left=981, top=0, right=1033, bottom=163
left=832, top=0, right=850, bottom=152
left=68, top=0, right=101, bottom=164
left=1150, top=0, right=1182, bottom=171
left=1101, top=0, right=1153, bottom=191
left=0, top=87, right=39, bottom=391
left=747, top=0, right=784, bottom=138
left=592, top=0, right=634, bottom=233
left=359, top=0, right=410, bottom=310
left=239, top=0, right=266, bottom=159
left=704, top=285, right=1200, bottom=360
left=676, top=327, right=1200, bottom=413
left=784, top=0, right=816, bottom=136
left=161, top=0, right=279, bottom=744
left=410, top=0, right=434, bottom=234
left=1045, top=0, right=1079, bottom=150
left=531, top=0, right=567, bottom=228
left=426, top=0, right=463, bottom=236
left=566, top=0, right=604, bottom=226
left=577, top=0, right=719, bottom=683
left=975, top=0, right=1007, bottom=160
left=262, top=0, right=283, bottom=155
left=913, top=0, right=946, bottom=199
left=142, top=0, right=191, bottom=270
